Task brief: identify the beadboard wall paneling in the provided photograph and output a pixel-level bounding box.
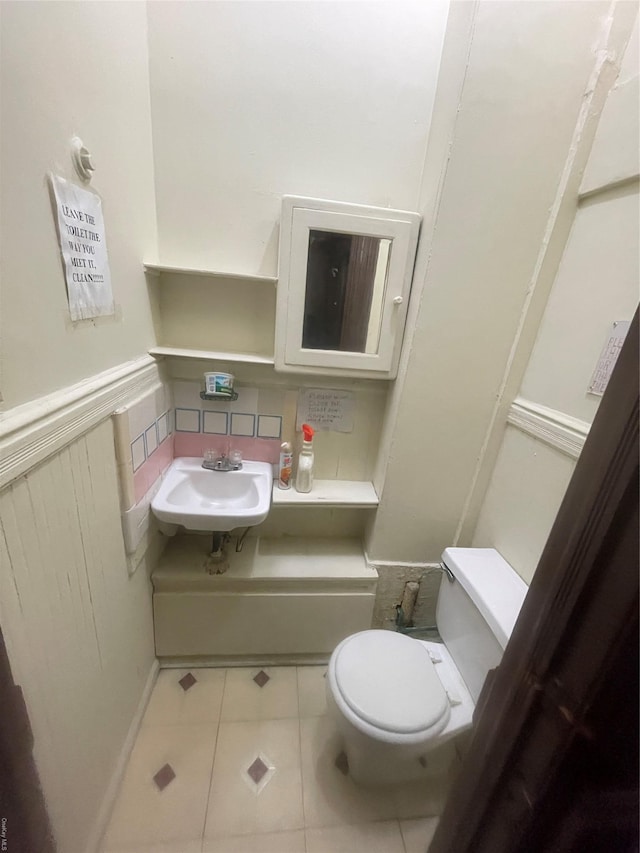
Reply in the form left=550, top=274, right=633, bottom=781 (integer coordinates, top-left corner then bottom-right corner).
left=0, top=420, right=156, bottom=853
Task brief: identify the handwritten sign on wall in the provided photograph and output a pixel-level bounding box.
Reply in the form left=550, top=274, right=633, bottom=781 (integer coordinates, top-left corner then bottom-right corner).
left=297, top=388, right=355, bottom=433
left=50, top=174, right=113, bottom=321
left=588, top=320, right=630, bottom=396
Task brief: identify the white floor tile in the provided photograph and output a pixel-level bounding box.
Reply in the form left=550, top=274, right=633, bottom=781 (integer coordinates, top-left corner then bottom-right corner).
left=143, top=668, right=226, bottom=726
left=102, top=724, right=217, bottom=849
left=392, top=776, right=448, bottom=820
left=297, top=666, right=328, bottom=717
left=203, top=829, right=305, bottom=852
left=221, top=666, right=298, bottom=721
left=400, top=817, right=440, bottom=853
left=204, top=718, right=304, bottom=839
left=300, top=716, right=398, bottom=828
left=306, top=820, right=405, bottom=853
left=105, top=666, right=455, bottom=853
left=103, top=841, right=202, bottom=853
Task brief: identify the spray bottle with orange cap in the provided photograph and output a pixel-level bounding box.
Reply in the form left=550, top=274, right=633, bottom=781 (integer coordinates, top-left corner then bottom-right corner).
left=295, top=423, right=315, bottom=493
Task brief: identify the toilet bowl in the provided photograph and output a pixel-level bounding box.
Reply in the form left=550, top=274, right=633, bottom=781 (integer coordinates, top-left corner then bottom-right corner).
left=326, top=548, right=528, bottom=787
left=326, top=630, right=475, bottom=785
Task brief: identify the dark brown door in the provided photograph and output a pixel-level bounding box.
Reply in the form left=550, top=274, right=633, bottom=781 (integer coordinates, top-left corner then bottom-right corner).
left=0, top=626, right=56, bottom=853
left=431, top=310, right=639, bottom=853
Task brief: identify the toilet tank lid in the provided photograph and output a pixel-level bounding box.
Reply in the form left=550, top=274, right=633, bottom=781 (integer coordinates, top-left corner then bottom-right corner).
left=441, top=548, right=528, bottom=649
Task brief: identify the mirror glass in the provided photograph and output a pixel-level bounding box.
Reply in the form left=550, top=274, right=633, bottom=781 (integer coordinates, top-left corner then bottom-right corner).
left=302, top=230, right=391, bottom=353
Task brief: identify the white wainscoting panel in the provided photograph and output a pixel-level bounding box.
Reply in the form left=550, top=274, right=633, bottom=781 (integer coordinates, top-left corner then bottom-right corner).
left=0, top=420, right=156, bottom=853
left=472, top=424, right=577, bottom=584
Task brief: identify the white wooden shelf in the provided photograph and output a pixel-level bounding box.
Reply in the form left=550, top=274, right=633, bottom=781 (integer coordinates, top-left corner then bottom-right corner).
left=144, top=262, right=277, bottom=284
left=149, top=346, right=275, bottom=365
left=272, top=480, right=378, bottom=508
left=153, top=537, right=377, bottom=589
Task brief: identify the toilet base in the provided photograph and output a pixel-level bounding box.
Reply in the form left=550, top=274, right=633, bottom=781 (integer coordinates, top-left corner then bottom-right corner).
left=327, top=686, right=460, bottom=787
left=348, top=736, right=458, bottom=788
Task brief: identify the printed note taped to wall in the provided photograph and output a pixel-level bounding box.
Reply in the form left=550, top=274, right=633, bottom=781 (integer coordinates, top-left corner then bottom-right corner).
left=297, top=388, right=355, bottom=433
left=50, top=174, right=114, bottom=321
left=588, top=320, right=630, bottom=396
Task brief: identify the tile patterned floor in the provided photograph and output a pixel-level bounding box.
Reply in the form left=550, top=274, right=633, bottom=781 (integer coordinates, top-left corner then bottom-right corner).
left=101, top=666, right=450, bottom=853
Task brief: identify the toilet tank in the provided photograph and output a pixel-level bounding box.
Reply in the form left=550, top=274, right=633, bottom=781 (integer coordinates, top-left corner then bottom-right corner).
left=436, top=548, right=528, bottom=703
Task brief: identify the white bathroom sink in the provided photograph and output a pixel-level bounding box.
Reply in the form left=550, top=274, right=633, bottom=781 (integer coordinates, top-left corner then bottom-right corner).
left=151, top=457, right=273, bottom=532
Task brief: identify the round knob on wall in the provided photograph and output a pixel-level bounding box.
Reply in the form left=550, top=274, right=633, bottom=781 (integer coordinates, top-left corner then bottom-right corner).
left=392, top=296, right=404, bottom=305
left=71, top=136, right=95, bottom=182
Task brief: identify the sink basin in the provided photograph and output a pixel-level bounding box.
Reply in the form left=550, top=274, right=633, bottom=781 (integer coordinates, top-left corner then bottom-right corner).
left=151, top=457, right=273, bottom=533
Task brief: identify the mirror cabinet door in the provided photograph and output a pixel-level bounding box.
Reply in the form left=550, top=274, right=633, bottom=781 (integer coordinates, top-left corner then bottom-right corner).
left=302, top=230, right=391, bottom=355
left=276, top=198, right=420, bottom=379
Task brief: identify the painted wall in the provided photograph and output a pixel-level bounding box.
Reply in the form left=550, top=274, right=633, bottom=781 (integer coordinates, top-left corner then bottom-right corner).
left=519, top=187, right=638, bottom=423
left=367, top=0, right=619, bottom=565
left=146, top=0, right=449, bottom=274
left=472, top=13, right=639, bottom=584
left=0, top=4, right=163, bottom=850
left=0, top=421, right=157, bottom=853
left=0, top=0, right=158, bottom=410
left=145, top=0, right=449, bottom=553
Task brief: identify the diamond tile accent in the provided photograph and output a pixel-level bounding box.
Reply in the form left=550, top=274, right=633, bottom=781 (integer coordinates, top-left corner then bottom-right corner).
left=179, top=672, right=197, bottom=692
left=335, top=751, right=349, bottom=776
left=247, top=756, right=269, bottom=785
left=153, top=763, right=176, bottom=791
left=253, top=670, right=270, bottom=688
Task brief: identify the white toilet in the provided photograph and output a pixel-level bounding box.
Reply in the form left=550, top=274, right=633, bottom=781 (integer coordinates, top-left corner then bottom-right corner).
left=326, top=547, right=528, bottom=786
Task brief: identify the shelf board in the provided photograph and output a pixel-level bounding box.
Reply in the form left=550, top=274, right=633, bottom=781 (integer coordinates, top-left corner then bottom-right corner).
left=149, top=346, right=276, bottom=365
left=153, top=536, right=377, bottom=591
left=144, top=262, right=277, bottom=284
left=272, top=480, right=379, bottom=508
left=200, top=390, right=239, bottom=402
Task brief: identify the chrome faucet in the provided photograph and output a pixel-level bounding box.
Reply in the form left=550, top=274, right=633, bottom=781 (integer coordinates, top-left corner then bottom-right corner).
left=202, top=452, right=242, bottom=472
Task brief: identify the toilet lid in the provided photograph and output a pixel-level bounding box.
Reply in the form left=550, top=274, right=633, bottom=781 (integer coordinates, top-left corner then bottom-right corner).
left=333, top=631, right=450, bottom=734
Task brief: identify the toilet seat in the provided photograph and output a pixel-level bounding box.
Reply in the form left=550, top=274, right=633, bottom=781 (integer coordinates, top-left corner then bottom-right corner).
left=332, top=631, right=450, bottom=735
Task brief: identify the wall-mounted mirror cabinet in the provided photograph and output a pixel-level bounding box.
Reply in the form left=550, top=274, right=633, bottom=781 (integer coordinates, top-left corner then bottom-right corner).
left=275, top=196, right=421, bottom=379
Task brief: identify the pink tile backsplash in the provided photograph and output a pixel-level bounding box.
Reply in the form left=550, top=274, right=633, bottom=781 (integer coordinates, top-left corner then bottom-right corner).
left=133, top=434, right=174, bottom=504
left=172, top=432, right=206, bottom=458
left=123, top=383, right=283, bottom=507
left=241, top=437, right=281, bottom=464
left=173, top=433, right=281, bottom=465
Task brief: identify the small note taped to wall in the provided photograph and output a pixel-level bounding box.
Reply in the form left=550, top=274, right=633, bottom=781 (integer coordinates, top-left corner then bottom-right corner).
left=297, top=388, right=355, bottom=432
left=588, top=320, right=630, bottom=396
